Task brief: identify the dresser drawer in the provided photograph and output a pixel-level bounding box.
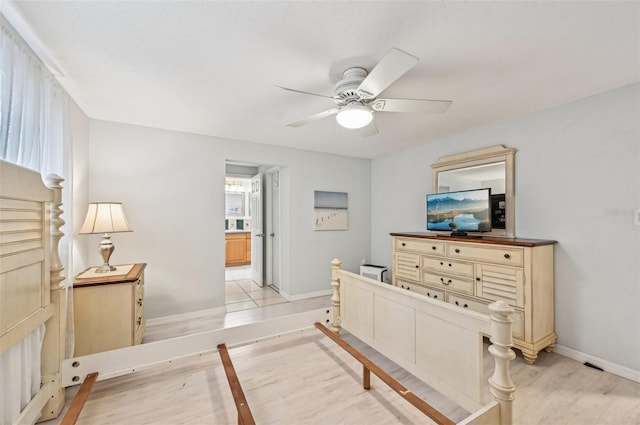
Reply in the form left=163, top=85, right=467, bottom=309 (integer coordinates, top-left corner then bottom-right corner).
left=395, top=252, right=420, bottom=281
left=395, top=238, right=445, bottom=255
left=447, top=243, right=523, bottom=267
left=397, top=279, right=444, bottom=301
left=422, top=256, right=474, bottom=278
left=423, top=272, right=473, bottom=295
left=476, top=264, right=524, bottom=308
left=448, top=294, right=525, bottom=340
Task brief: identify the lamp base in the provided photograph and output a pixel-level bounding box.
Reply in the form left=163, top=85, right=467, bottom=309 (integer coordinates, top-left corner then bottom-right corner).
left=95, top=233, right=117, bottom=273
left=95, top=264, right=117, bottom=273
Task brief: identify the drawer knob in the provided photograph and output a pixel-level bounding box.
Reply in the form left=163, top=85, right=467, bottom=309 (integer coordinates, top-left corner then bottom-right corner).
left=464, top=304, right=469, bottom=308
left=406, top=286, right=411, bottom=291
left=432, top=246, right=436, bottom=250
left=440, top=262, right=444, bottom=265
left=476, top=277, right=481, bottom=281
left=448, top=263, right=452, bottom=267
left=137, top=318, right=142, bottom=326
left=504, top=253, right=511, bottom=259
left=434, top=295, right=438, bottom=299
left=455, top=248, right=460, bottom=253
left=415, top=265, right=419, bottom=268
left=401, top=242, right=406, bottom=246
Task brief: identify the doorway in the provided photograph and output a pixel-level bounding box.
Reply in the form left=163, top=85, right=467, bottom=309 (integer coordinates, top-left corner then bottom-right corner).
left=224, top=161, right=283, bottom=312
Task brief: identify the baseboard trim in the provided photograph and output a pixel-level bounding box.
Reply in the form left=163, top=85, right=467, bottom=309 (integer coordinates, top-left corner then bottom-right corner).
left=280, top=289, right=332, bottom=301
left=146, top=306, right=227, bottom=327
left=554, top=344, right=640, bottom=383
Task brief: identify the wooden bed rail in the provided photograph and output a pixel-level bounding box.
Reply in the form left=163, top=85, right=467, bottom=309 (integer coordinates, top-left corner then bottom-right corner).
left=315, top=322, right=455, bottom=425
left=60, top=372, right=99, bottom=425
left=217, top=343, right=256, bottom=425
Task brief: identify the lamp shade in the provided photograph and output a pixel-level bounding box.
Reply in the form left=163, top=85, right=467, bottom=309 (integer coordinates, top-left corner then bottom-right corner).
left=335, top=103, right=373, bottom=129
left=79, top=203, right=133, bottom=234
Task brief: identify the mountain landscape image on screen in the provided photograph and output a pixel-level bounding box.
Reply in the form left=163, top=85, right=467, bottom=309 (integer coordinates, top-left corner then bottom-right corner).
left=427, top=192, right=491, bottom=231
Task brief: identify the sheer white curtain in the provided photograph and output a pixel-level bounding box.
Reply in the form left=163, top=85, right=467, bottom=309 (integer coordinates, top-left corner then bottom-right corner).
left=0, top=15, right=73, bottom=424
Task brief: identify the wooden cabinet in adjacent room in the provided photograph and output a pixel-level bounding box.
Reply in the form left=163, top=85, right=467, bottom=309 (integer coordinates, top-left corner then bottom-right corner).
left=391, top=233, right=556, bottom=364
left=225, top=232, right=251, bottom=266
left=73, top=263, right=146, bottom=356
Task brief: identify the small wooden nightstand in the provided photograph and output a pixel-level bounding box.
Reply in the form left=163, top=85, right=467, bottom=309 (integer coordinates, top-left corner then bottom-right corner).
left=73, top=263, right=146, bottom=356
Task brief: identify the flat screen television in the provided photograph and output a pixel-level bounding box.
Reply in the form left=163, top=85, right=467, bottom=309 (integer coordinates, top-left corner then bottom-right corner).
left=426, top=188, right=492, bottom=236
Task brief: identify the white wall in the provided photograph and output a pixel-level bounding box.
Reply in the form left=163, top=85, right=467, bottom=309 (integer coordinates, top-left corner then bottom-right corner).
left=85, top=120, right=371, bottom=318
left=66, top=99, right=91, bottom=277
left=371, top=84, right=640, bottom=372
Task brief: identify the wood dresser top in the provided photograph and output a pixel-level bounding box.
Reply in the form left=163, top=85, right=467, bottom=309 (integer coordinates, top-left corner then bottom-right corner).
left=390, top=232, right=557, bottom=247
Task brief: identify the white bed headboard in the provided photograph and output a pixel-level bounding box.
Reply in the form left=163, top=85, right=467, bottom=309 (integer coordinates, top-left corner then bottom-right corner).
left=0, top=160, right=66, bottom=423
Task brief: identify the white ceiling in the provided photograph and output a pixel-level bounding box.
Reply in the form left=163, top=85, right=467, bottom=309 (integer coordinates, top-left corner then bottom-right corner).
left=6, top=1, right=640, bottom=159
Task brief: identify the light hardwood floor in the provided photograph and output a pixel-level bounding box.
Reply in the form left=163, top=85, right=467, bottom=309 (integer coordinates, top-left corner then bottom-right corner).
left=44, top=300, right=639, bottom=425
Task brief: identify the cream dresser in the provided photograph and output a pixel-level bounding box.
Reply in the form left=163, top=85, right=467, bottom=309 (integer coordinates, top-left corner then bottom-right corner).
left=73, top=263, right=146, bottom=356
left=391, top=233, right=556, bottom=364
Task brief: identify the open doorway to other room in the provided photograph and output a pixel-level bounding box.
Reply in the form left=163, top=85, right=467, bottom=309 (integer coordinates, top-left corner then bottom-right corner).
left=225, top=161, right=284, bottom=312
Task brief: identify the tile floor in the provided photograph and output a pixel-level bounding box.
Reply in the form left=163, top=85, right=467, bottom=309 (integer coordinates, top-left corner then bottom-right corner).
left=225, top=265, right=288, bottom=312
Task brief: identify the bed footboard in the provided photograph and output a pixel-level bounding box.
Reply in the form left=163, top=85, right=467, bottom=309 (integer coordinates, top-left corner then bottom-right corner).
left=329, top=258, right=515, bottom=424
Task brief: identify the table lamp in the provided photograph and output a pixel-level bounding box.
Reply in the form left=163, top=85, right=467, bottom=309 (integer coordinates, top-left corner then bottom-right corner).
left=80, top=202, right=133, bottom=273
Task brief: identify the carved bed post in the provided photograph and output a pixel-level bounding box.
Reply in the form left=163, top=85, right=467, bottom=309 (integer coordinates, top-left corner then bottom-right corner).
left=330, top=258, right=342, bottom=333
left=39, top=174, right=66, bottom=421
left=488, top=300, right=516, bottom=425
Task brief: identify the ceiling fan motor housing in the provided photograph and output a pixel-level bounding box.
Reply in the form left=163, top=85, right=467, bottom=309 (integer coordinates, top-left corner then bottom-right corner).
left=334, top=67, right=368, bottom=106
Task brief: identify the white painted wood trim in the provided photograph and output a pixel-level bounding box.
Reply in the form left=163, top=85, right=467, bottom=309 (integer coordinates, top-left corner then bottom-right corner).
left=62, top=308, right=330, bottom=387
left=553, top=344, right=640, bottom=384
left=279, top=288, right=332, bottom=301
left=145, top=306, right=227, bottom=327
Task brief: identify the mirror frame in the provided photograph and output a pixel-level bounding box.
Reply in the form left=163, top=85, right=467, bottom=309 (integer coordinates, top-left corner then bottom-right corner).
left=432, top=145, right=516, bottom=238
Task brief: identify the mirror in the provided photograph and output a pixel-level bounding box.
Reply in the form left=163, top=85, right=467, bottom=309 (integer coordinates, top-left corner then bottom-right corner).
left=432, top=145, right=516, bottom=238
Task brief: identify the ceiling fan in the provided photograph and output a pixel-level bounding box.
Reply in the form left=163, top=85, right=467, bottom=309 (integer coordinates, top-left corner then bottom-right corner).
left=277, top=48, right=452, bottom=136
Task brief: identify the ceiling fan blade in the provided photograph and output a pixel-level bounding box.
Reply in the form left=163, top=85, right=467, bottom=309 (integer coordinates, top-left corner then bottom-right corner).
left=356, top=48, right=419, bottom=99
left=275, top=85, right=334, bottom=99
left=357, top=119, right=379, bottom=137
left=372, top=98, right=452, bottom=114
left=286, top=108, right=340, bottom=128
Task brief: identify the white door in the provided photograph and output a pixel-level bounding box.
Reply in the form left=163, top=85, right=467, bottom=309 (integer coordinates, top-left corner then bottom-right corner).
left=265, top=169, right=281, bottom=290
left=250, top=174, right=264, bottom=286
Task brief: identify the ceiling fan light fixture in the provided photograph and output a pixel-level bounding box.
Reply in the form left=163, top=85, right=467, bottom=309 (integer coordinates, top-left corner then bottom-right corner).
left=336, top=103, right=373, bottom=129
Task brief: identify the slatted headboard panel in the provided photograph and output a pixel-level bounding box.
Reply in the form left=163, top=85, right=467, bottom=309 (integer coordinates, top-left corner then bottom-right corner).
left=0, top=161, right=54, bottom=355
left=0, top=160, right=66, bottom=423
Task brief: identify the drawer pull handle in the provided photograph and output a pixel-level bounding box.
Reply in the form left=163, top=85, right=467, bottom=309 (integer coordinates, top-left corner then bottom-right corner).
left=406, top=286, right=411, bottom=291
left=454, top=301, right=469, bottom=308
left=137, top=298, right=143, bottom=306
left=440, top=277, right=451, bottom=285
left=464, top=303, right=468, bottom=308
left=432, top=246, right=436, bottom=250
left=455, top=248, right=460, bottom=253
left=401, top=242, right=406, bottom=247
left=433, top=295, right=438, bottom=299
left=137, top=318, right=142, bottom=326
left=504, top=253, right=511, bottom=259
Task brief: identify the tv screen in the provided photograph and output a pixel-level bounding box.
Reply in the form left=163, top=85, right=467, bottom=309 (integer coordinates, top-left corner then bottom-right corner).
left=426, top=188, right=492, bottom=235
